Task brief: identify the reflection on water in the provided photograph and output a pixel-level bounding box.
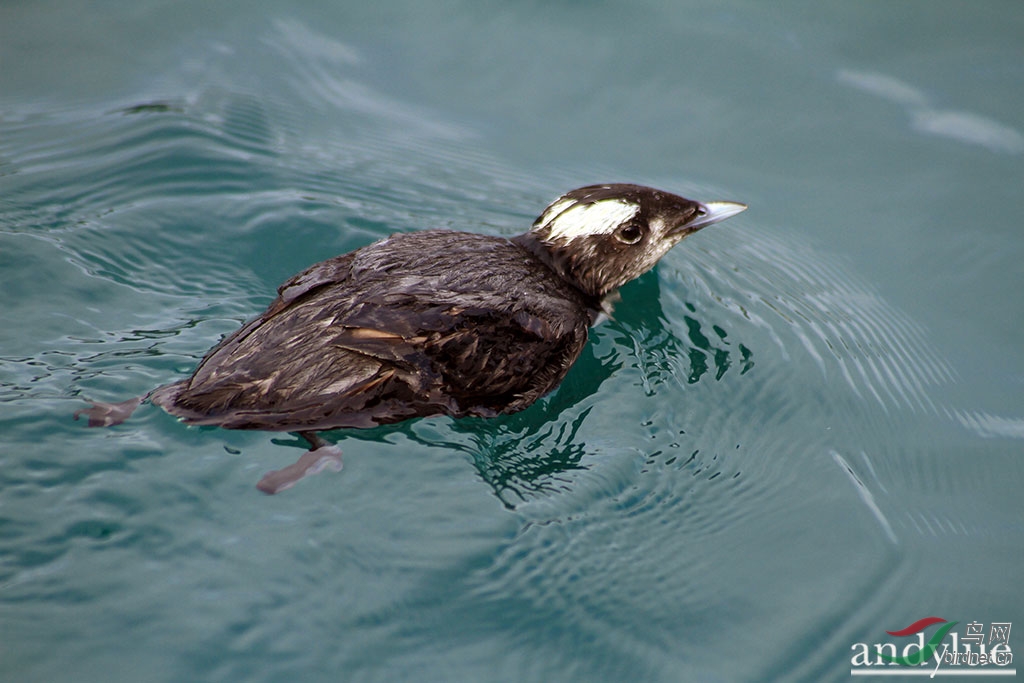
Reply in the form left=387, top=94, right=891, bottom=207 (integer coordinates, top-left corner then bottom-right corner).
left=832, top=450, right=898, bottom=545
left=607, top=271, right=755, bottom=388
left=838, top=68, right=1024, bottom=155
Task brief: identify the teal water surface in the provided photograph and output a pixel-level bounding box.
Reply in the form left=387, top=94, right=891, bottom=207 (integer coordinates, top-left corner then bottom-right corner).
left=2, top=2, right=1023, bottom=681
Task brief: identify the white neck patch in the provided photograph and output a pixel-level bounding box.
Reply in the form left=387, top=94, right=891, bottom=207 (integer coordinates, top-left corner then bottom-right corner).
left=537, top=198, right=640, bottom=243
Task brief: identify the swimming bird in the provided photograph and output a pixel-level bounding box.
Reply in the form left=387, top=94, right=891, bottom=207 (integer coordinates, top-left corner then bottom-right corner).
left=76, top=184, right=746, bottom=492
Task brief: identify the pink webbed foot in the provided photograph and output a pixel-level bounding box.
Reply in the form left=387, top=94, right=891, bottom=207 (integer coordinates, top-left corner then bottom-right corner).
left=256, top=433, right=343, bottom=494
left=74, top=396, right=144, bottom=427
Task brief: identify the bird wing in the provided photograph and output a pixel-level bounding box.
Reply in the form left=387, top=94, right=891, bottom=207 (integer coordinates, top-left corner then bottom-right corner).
left=155, top=236, right=590, bottom=432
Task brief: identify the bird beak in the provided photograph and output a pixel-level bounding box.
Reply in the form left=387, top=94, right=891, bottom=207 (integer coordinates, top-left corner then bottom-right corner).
left=686, top=200, right=748, bottom=233
left=668, top=200, right=748, bottom=239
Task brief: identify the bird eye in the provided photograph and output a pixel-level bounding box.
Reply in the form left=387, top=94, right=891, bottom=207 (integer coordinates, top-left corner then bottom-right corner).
left=615, top=223, right=643, bottom=245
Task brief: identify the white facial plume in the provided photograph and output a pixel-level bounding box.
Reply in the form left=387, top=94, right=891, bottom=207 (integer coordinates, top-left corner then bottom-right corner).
left=536, top=198, right=640, bottom=244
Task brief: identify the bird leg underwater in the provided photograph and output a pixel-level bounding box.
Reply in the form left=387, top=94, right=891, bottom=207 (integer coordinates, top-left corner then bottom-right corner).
left=74, top=396, right=144, bottom=427
left=255, top=432, right=343, bottom=495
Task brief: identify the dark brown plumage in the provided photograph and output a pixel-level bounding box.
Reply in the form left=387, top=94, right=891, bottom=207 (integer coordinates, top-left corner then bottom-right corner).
left=148, top=230, right=594, bottom=432
left=77, top=184, right=746, bottom=492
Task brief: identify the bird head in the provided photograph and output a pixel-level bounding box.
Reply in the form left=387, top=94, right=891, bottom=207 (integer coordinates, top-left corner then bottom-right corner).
left=524, top=184, right=746, bottom=299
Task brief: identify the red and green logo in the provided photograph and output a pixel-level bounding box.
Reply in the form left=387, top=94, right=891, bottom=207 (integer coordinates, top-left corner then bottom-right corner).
left=877, top=617, right=957, bottom=666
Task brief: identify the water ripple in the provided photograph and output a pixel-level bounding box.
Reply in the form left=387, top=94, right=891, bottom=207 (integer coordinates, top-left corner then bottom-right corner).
left=682, top=227, right=956, bottom=417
